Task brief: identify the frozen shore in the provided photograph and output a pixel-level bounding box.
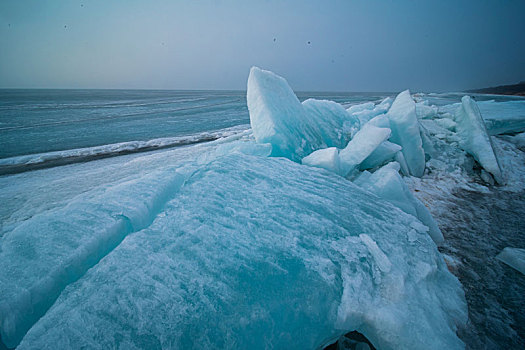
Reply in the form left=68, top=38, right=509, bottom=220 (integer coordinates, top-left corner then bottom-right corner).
left=1, top=68, right=525, bottom=349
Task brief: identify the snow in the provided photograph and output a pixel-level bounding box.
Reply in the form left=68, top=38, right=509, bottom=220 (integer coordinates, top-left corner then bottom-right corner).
left=386, top=90, right=426, bottom=177
left=497, top=247, right=525, bottom=275
left=454, top=96, right=504, bottom=184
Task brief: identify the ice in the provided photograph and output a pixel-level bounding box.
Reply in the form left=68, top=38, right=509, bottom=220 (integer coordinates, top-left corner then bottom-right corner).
left=347, top=98, right=392, bottom=126
left=394, top=151, right=410, bottom=176
left=339, top=124, right=392, bottom=176
left=346, top=102, right=375, bottom=114
left=9, top=70, right=510, bottom=349
left=302, top=98, right=359, bottom=146
left=440, top=99, right=525, bottom=136
left=15, top=152, right=466, bottom=350
left=302, top=147, right=341, bottom=174
left=502, top=132, right=525, bottom=150
left=433, top=118, right=457, bottom=132
left=496, top=247, right=525, bottom=275
left=356, top=162, right=417, bottom=215
left=360, top=141, right=402, bottom=171
left=416, top=101, right=438, bottom=120
left=387, top=90, right=426, bottom=177
left=3, top=74, right=525, bottom=349
left=366, top=114, right=390, bottom=129
left=0, top=167, right=191, bottom=347
left=477, top=99, right=525, bottom=135
left=247, top=67, right=357, bottom=161
left=356, top=163, right=444, bottom=244
left=300, top=122, right=394, bottom=177
left=454, top=96, right=504, bottom=184
left=359, top=234, right=392, bottom=273
left=0, top=126, right=249, bottom=175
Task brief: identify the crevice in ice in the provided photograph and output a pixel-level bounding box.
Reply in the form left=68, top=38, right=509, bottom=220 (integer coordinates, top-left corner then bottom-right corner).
left=323, top=330, right=377, bottom=350
left=0, top=170, right=192, bottom=348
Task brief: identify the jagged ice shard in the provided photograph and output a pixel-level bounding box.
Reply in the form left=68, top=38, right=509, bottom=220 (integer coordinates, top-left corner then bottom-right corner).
left=339, top=124, right=392, bottom=176
left=360, top=141, right=402, bottom=171
left=302, top=147, right=341, bottom=174
left=247, top=67, right=358, bottom=161
left=355, top=162, right=444, bottom=244
left=455, top=96, right=504, bottom=184
left=387, top=90, right=426, bottom=177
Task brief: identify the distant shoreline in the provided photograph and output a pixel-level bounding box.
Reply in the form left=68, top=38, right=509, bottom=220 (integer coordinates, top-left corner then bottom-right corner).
left=467, top=82, right=525, bottom=97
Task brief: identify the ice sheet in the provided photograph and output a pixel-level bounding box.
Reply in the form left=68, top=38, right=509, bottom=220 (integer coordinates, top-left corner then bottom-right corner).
left=16, top=153, right=466, bottom=350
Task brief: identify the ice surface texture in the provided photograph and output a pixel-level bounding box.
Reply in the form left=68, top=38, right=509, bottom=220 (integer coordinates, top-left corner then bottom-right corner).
left=455, top=96, right=504, bottom=184
left=17, top=153, right=466, bottom=350
left=0, top=167, right=190, bottom=347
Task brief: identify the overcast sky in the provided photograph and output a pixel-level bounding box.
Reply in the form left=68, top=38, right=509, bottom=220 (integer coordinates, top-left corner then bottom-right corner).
left=1, top=0, right=524, bottom=92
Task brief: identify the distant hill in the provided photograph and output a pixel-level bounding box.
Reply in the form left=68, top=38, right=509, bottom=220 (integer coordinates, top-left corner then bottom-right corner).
left=468, top=82, right=525, bottom=96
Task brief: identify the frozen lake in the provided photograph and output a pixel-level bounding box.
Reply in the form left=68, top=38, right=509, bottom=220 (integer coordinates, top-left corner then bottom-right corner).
left=1, top=84, right=524, bottom=349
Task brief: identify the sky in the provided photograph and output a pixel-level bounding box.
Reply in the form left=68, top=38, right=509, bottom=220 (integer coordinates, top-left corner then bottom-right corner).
left=0, top=0, right=524, bottom=92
